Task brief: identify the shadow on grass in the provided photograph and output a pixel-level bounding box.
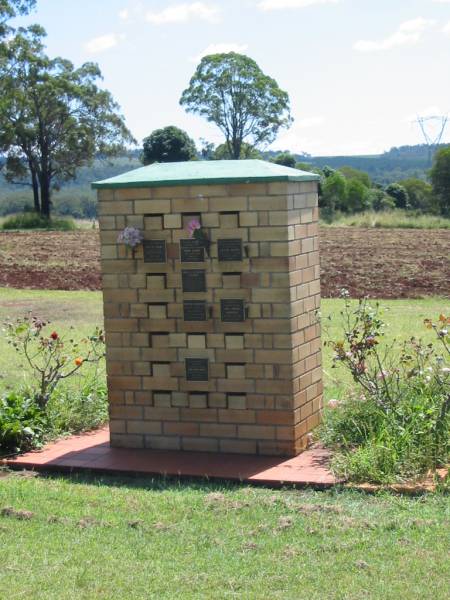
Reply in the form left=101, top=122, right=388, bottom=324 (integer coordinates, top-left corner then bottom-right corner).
left=30, top=469, right=264, bottom=494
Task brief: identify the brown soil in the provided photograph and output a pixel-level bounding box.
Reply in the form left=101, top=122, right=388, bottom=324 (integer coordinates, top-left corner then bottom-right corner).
left=320, top=228, right=449, bottom=298
left=0, top=228, right=448, bottom=298
left=0, top=231, right=101, bottom=291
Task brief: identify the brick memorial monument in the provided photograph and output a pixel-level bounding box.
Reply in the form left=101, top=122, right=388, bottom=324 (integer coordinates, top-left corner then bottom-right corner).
left=93, top=160, right=322, bottom=456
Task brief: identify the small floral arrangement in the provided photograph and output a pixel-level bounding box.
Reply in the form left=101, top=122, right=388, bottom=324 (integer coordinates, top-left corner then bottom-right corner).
left=186, top=219, right=210, bottom=256
left=117, top=227, right=143, bottom=248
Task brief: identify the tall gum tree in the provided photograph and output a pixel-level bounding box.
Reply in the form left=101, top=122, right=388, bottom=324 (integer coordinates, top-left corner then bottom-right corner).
left=0, top=0, right=36, bottom=38
left=0, top=25, right=135, bottom=217
left=180, top=52, right=292, bottom=160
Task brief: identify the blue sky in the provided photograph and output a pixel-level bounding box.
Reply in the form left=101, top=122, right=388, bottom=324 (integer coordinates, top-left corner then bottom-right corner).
left=16, top=0, right=450, bottom=156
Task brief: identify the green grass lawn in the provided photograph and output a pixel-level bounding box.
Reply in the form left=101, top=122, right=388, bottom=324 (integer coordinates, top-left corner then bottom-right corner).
left=0, top=291, right=449, bottom=598
left=0, top=288, right=447, bottom=400
left=0, top=472, right=449, bottom=600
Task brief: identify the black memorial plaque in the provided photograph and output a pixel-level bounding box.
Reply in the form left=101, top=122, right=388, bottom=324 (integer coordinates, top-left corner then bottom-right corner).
left=218, top=238, right=243, bottom=262
left=180, top=239, right=204, bottom=263
left=143, top=240, right=166, bottom=263
left=220, top=299, right=245, bottom=322
left=183, top=300, right=207, bottom=322
left=185, top=358, right=209, bottom=382
left=182, top=270, right=206, bottom=293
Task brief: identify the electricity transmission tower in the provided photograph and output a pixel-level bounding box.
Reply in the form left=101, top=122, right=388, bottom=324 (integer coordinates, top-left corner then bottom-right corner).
left=415, top=114, right=449, bottom=165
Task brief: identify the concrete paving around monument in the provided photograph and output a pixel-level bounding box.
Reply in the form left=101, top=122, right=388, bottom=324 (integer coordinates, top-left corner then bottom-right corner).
left=4, top=427, right=340, bottom=488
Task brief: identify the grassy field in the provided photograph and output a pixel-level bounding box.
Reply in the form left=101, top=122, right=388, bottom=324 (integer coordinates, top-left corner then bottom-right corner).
left=0, top=288, right=447, bottom=399
left=0, top=472, right=449, bottom=600
left=321, top=210, right=450, bottom=229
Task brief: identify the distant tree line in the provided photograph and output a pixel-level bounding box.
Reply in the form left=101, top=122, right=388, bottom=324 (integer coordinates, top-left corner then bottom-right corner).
left=138, top=125, right=450, bottom=218
left=314, top=152, right=450, bottom=219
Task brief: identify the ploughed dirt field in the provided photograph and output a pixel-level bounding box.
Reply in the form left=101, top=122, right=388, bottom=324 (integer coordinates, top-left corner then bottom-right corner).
left=0, top=228, right=448, bottom=298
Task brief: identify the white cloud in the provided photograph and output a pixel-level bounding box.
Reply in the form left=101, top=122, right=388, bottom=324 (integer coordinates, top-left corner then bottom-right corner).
left=119, top=8, right=129, bottom=20
left=258, top=0, right=338, bottom=10
left=295, top=116, right=325, bottom=128
left=146, top=2, right=220, bottom=25
left=404, top=106, right=449, bottom=125
left=443, top=21, right=450, bottom=34
left=274, top=116, right=325, bottom=153
left=84, top=33, right=125, bottom=54
left=258, top=0, right=338, bottom=9
left=191, top=43, right=249, bottom=62
left=354, top=17, right=435, bottom=52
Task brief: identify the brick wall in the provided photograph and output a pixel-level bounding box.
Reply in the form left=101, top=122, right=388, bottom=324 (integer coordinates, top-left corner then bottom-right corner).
left=98, top=181, right=322, bottom=456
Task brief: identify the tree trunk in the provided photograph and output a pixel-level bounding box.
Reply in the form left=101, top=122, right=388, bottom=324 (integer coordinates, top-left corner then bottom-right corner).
left=40, top=174, right=51, bottom=218
left=232, top=139, right=241, bottom=159
left=30, top=168, right=40, bottom=213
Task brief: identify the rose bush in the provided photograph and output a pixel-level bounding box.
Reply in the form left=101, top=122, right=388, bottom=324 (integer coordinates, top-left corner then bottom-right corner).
left=320, top=295, right=450, bottom=482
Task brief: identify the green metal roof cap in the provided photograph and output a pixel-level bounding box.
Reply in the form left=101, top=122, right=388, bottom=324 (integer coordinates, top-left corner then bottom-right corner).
left=92, top=159, right=320, bottom=189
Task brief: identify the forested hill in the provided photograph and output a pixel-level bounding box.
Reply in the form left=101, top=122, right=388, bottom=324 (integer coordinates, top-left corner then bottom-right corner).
left=278, top=144, right=449, bottom=185
left=1, top=143, right=446, bottom=195
left=0, top=143, right=447, bottom=218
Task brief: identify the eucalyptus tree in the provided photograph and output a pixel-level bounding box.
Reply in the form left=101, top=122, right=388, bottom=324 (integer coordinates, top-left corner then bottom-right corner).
left=0, top=0, right=36, bottom=39
left=180, top=52, right=292, bottom=160
left=0, top=26, right=134, bottom=217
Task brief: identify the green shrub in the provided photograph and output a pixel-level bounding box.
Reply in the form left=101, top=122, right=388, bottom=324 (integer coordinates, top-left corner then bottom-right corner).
left=2, top=213, right=76, bottom=231
left=0, top=392, right=46, bottom=454
left=319, top=300, right=450, bottom=483
left=0, top=380, right=108, bottom=456
left=46, top=380, right=108, bottom=436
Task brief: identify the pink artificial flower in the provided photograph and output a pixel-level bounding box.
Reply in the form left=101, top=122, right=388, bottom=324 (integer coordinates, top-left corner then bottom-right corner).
left=187, top=219, right=201, bottom=238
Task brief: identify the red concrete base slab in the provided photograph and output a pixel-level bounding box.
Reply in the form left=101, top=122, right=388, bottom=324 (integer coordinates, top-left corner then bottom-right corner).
left=4, top=427, right=340, bottom=488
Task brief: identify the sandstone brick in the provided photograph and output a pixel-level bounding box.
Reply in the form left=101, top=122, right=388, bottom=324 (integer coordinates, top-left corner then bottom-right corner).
left=164, top=214, right=182, bottom=229
left=258, top=440, right=294, bottom=456
left=98, top=189, right=114, bottom=202
left=225, top=334, right=244, bottom=350
left=148, top=304, right=167, bottom=319
left=145, top=436, right=181, bottom=450
left=164, top=422, right=199, bottom=436
left=144, top=215, right=163, bottom=229
left=238, top=425, right=275, bottom=440
left=227, top=394, right=247, bottom=410
left=209, top=196, right=248, bottom=211
left=219, top=439, right=257, bottom=454
left=239, top=212, right=258, bottom=227
left=187, top=334, right=206, bottom=349
left=145, top=407, right=180, bottom=421
left=134, top=199, right=171, bottom=214
left=256, top=411, right=293, bottom=425
left=226, top=364, right=246, bottom=379
left=180, top=407, right=217, bottom=422
left=127, top=420, right=162, bottom=435
left=182, top=437, right=219, bottom=452
left=110, top=434, right=144, bottom=448
left=189, top=392, right=208, bottom=408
